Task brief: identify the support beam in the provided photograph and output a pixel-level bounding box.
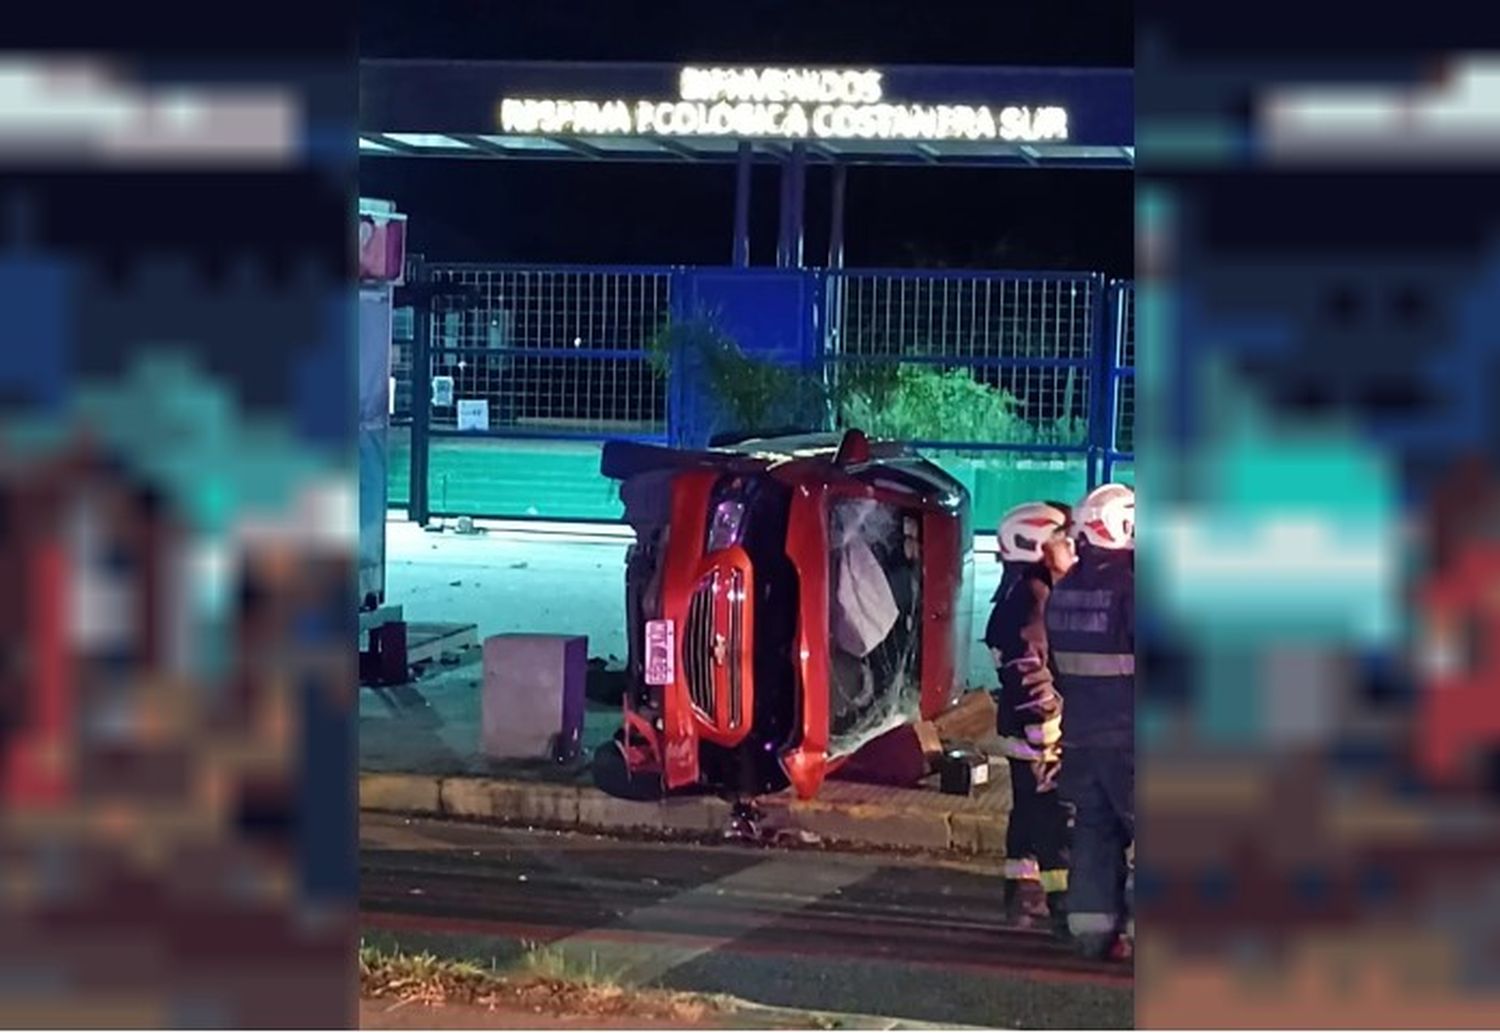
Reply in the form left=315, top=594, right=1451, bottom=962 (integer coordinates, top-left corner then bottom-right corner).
left=548, top=137, right=605, bottom=159
left=776, top=155, right=792, bottom=268
left=652, top=138, right=698, bottom=161
left=788, top=142, right=807, bottom=268
left=827, top=163, right=847, bottom=270
left=370, top=133, right=422, bottom=155
left=732, top=141, right=752, bottom=268
left=409, top=261, right=433, bottom=526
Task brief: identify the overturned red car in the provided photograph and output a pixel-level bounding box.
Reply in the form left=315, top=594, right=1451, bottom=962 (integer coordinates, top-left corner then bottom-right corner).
left=597, top=430, right=973, bottom=801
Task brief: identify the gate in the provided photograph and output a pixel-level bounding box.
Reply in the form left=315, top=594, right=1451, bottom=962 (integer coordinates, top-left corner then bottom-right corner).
left=390, top=261, right=1135, bottom=527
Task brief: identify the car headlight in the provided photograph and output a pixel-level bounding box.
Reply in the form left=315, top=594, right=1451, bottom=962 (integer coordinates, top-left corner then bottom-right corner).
left=706, top=499, right=746, bottom=552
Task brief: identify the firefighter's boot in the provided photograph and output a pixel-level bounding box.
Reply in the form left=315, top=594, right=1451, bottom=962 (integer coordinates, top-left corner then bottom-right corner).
left=1003, top=880, right=1049, bottom=929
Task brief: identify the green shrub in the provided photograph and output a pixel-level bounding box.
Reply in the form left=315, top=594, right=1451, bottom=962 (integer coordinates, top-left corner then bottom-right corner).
left=648, top=316, right=1086, bottom=447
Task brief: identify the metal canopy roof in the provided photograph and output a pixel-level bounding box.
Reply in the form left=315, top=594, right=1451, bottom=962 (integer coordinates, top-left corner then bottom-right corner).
left=360, top=60, right=1134, bottom=169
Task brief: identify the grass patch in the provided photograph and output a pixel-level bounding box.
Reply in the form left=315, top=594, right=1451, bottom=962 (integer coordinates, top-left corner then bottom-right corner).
left=359, top=940, right=723, bottom=1023
left=515, top=940, right=624, bottom=987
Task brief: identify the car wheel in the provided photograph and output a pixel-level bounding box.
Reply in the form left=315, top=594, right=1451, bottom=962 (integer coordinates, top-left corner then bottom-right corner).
left=591, top=739, right=663, bottom=802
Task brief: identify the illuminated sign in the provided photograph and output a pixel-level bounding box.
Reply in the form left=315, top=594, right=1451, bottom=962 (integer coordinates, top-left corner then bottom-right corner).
left=497, top=67, right=1069, bottom=144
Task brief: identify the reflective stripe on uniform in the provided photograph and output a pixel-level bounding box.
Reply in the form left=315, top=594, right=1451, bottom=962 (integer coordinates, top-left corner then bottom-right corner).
left=1050, top=610, right=1110, bottom=633
left=1050, top=588, right=1115, bottom=610
left=1039, top=868, right=1068, bottom=894
left=996, top=736, right=1042, bottom=761
left=1003, top=857, right=1040, bottom=880
left=1067, top=911, right=1119, bottom=935
left=1053, top=651, right=1136, bottom=677
left=1026, top=715, right=1062, bottom=746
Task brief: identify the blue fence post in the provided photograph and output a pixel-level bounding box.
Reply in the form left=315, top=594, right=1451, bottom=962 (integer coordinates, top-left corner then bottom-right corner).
left=1101, top=279, right=1125, bottom=484
left=805, top=268, right=830, bottom=430
left=817, top=268, right=834, bottom=431
left=667, top=266, right=690, bottom=448
left=1086, top=272, right=1111, bottom=490
left=408, top=255, right=432, bottom=526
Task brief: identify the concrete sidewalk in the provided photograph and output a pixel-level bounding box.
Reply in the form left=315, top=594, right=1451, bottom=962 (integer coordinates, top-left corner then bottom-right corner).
left=360, top=653, right=1012, bottom=855
left=362, top=519, right=1014, bottom=856
left=361, top=995, right=992, bottom=1030
left=381, top=519, right=1002, bottom=688
left=360, top=994, right=990, bottom=1030
left=360, top=769, right=1010, bottom=857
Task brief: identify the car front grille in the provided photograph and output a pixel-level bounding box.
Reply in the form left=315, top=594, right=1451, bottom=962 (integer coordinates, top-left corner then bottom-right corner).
left=683, top=569, right=745, bottom=728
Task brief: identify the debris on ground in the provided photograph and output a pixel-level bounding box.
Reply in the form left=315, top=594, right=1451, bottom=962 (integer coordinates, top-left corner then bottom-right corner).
left=772, top=828, right=824, bottom=848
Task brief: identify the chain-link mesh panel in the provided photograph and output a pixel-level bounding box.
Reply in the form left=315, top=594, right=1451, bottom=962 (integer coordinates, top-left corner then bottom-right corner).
left=423, top=267, right=672, bottom=435
left=825, top=272, right=1098, bottom=445
left=1113, top=281, right=1135, bottom=455
left=828, top=359, right=1092, bottom=445
left=391, top=305, right=414, bottom=422
left=1116, top=373, right=1135, bottom=453
left=828, top=274, right=1099, bottom=360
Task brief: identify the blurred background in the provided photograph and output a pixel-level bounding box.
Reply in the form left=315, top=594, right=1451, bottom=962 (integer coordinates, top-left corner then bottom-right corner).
left=1135, top=6, right=1500, bottom=1025
left=0, top=20, right=357, bottom=1028
left=8, top=3, right=1500, bottom=1028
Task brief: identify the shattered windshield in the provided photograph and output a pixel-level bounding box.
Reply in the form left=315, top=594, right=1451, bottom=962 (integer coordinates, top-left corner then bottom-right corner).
left=827, top=497, right=923, bottom=758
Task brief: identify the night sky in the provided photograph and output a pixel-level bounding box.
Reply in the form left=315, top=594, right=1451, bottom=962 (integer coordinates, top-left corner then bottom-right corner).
left=359, top=0, right=1134, bottom=276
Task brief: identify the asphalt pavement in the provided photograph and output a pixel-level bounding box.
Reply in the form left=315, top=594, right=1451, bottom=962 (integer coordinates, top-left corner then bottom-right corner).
left=361, top=814, right=1131, bottom=1029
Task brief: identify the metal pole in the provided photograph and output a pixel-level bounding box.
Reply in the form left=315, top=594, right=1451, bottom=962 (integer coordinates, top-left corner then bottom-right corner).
left=409, top=262, right=433, bottom=526
left=1086, top=273, right=1110, bottom=492
left=827, top=163, right=847, bottom=270
left=1101, top=281, right=1126, bottom=483
left=732, top=142, right=752, bottom=268
left=776, top=156, right=791, bottom=268
left=789, top=143, right=807, bottom=268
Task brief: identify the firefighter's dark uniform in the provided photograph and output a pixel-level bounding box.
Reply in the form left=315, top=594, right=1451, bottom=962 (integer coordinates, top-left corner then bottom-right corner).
left=985, top=563, right=1070, bottom=921
left=1044, top=546, right=1134, bottom=955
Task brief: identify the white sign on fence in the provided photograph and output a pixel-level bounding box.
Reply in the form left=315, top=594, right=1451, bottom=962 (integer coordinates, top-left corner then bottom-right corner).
left=431, top=375, right=455, bottom=408
left=456, top=399, right=490, bottom=431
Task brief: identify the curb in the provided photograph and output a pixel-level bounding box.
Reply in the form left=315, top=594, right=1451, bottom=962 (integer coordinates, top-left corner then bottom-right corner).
left=726, top=995, right=996, bottom=1025
left=724, top=996, right=994, bottom=1030
left=359, top=771, right=1006, bottom=856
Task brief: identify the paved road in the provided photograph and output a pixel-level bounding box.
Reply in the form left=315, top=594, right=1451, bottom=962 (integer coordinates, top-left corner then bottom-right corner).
left=362, top=815, right=1131, bottom=1029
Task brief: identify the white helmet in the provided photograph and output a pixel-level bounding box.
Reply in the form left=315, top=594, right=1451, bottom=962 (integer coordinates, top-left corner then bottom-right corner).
left=997, top=501, right=1071, bottom=563
left=1074, top=483, right=1135, bottom=551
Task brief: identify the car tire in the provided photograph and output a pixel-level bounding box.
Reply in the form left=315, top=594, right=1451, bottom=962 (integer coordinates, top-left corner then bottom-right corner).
left=591, top=738, right=663, bottom=802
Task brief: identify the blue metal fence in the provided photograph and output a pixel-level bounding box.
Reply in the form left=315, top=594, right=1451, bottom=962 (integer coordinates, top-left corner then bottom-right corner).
left=423, top=264, right=673, bottom=439
left=823, top=268, right=1102, bottom=453
left=1103, top=278, right=1135, bottom=483
left=391, top=260, right=1135, bottom=521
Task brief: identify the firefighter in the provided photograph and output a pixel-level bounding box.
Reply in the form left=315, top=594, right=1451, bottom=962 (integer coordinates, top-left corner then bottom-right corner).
left=985, top=500, right=1076, bottom=931
left=1036, top=482, right=1135, bottom=960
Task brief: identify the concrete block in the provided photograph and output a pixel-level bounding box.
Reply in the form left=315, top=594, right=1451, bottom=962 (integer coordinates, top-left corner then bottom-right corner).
left=950, top=811, right=1009, bottom=855
left=359, top=772, right=442, bottom=815
left=440, top=777, right=580, bottom=827
left=481, top=634, right=588, bottom=762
